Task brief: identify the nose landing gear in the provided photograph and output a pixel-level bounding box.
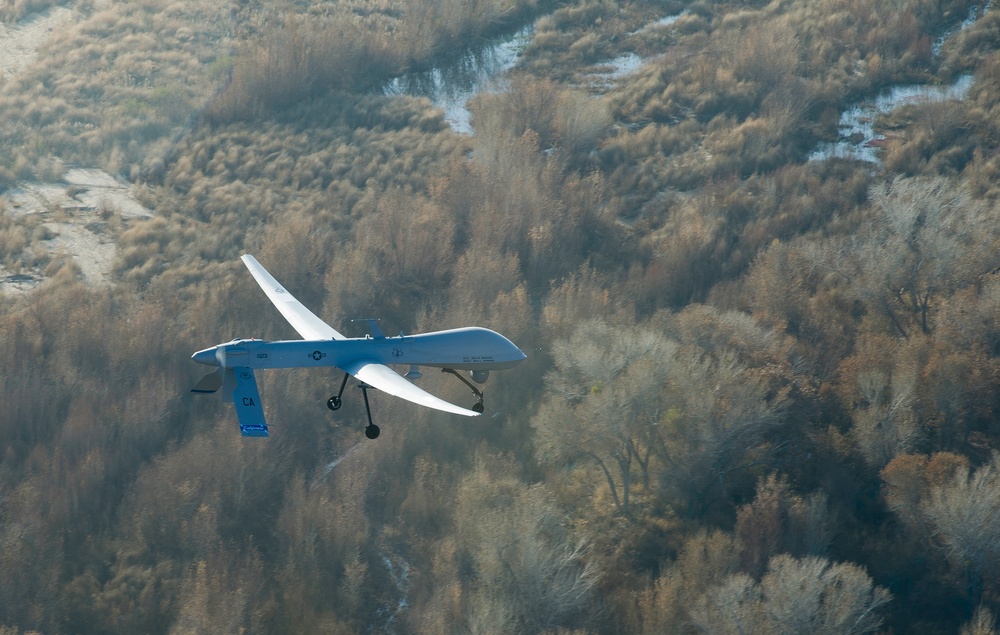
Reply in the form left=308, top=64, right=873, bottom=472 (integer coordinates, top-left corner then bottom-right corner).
left=442, top=368, right=486, bottom=414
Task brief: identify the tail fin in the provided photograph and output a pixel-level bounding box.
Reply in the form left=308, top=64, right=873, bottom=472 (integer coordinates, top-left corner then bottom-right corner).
left=230, top=367, right=269, bottom=437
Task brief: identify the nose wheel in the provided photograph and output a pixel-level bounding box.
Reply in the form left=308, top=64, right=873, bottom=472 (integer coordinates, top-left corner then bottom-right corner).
left=442, top=368, right=486, bottom=414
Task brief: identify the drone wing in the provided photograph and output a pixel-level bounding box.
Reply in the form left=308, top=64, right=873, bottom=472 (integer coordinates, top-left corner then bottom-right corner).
left=344, top=360, right=481, bottom=417
left=242, top=254, right=345, bottom=340
left=242, top=254, right=477, bottom=417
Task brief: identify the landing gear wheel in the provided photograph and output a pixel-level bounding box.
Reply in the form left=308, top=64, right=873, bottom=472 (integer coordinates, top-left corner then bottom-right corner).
left=442, top=369, right=486, bottom=414
left=365, top=424, right=381, bottom=440
left=327, top=374, right=350, bottom=411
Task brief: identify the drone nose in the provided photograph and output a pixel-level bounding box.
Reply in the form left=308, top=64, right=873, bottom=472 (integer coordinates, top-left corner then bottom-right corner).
left=191, top=346, right=219, bottom=366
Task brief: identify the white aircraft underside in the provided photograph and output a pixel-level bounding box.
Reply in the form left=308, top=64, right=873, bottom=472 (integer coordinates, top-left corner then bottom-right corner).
left=192, top=255, right=526, bottom=438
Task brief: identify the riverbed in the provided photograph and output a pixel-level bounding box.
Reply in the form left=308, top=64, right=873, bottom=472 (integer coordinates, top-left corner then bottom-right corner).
left=383, top=1, right=991, bottom=169
left=808, top=74, right=975, bottom=164
left=383, top=24, right=535, bottom=134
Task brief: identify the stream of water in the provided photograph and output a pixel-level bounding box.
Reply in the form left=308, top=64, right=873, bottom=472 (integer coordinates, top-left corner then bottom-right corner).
left=383, top=24, right=535, bottom=134
left=382, top=9, right=699, bottom=133
left=811, top=1, right=991, bottom=164
left=384, top=3, right=990, bottom=161
left=808, top=74, right=975, bottom=164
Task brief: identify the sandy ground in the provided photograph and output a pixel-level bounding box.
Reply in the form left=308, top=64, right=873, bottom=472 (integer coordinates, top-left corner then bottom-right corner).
left=1, top=6, right=154, bottom=295
left=1, top=169, right=153, bottom=294
left=0, top=6, right=74, bottom=79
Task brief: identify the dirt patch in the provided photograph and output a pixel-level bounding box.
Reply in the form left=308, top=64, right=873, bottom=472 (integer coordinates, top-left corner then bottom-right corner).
left=0, top=6, right=74, bottom=79
left=1, top=168, right=153, bottom=294
left=0, top=6, right=164, bottom=295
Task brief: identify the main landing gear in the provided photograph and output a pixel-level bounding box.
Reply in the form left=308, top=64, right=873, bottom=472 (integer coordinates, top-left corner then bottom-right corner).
left=327, top=372, right=380, bottom=439
left=326, top=368, right=487, bottom=439
left=326, top=373, right=349, bottom=411
left=360, top=384, right=380, bottom=439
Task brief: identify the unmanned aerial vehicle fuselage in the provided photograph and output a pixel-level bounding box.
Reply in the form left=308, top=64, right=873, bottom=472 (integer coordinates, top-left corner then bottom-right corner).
left=191, top=255, right=526, bottom=439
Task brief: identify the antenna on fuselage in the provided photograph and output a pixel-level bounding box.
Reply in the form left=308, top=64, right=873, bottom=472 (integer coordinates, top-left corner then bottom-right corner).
left=351, top=318, right=384, bottom=338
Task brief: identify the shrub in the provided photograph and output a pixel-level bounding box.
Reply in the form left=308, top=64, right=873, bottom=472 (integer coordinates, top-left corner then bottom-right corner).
left=205, top=16, right=400, bottom=124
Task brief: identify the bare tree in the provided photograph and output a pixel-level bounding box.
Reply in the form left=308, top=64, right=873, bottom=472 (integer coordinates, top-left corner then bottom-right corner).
left=735, top=474, right=833, bottom=578
left=456, top=453, right=599, bottom=633
left=169, top=551, right=266, bottom=635
left=842, top=177, right=998, bottom=337
left=689, top=572, right=765, bottom=635
left=533, top=319, right=676, bottom=514
left=880, top=452, right=969, bottom=543
left=324, top=190, right=456, bottom=329
left=851, top=363, right=921, bottom=468
left=920, top=452, right=1000, bottom=602
left=536, top=310, right=791, bottom=517
left=690, top=555, right=890, bottom=635
left=961, top=606, right=999, bottom=635
left=836, top=334, right=930, bottom=468
left=555, top=88, right=612, bottom=160
left=634, top=530, right=744, bottom=635
left=656, top=346, right=790, bottom=515
left=759, top=555, right=891, bottom=635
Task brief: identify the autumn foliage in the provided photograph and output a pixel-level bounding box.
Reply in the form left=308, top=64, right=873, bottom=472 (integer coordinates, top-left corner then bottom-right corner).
left=1, top=0, right=1000, bottom=632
